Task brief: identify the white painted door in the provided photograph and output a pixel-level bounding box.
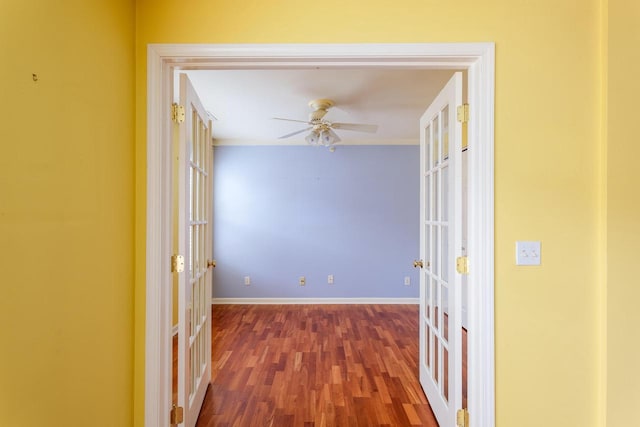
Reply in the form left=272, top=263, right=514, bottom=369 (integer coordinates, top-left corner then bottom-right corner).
left=419, top=72, right=464, bottom=426
left=176, top=73, right=213, bottom=426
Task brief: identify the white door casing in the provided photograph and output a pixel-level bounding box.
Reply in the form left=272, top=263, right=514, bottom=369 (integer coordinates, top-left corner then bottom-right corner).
left=145, top=44, right=495, bottom=427
left=176, top=73, right=213, bottom=426
left=419, top=72, right=463, bottom=426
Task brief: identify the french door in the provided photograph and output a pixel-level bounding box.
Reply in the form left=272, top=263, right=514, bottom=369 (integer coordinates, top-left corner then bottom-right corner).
left=174, top=73, right=213, bottom=426
left=418, top=72, right=464, bottom=426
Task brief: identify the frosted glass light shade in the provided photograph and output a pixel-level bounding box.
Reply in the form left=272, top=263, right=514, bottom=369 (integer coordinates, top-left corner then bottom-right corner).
left=305, top=131, right=319, bottom=145
left=320, top=130, right=335, bottom=146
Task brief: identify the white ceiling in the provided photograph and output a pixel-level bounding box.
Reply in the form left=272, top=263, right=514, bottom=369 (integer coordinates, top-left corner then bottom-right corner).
left=179, top=68, right=458, bottom=145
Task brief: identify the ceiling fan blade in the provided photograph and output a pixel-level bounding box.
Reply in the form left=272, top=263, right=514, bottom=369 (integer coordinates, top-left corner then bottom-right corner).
left=278, top=127, right=312, bottom=139
left=331, top=122, right=378, bottom=133
left=272, top=117, right=311, bottom=124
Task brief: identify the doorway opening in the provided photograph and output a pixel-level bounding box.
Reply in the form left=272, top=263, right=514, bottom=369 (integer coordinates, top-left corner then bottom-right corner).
left=145, top=43, right=495, bottom=427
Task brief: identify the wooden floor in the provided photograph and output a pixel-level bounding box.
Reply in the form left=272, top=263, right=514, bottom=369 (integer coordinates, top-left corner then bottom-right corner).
left=194, top=304, right=440, bottom=427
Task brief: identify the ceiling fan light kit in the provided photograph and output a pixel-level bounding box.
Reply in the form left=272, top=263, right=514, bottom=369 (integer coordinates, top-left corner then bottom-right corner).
left=274, top=98, right=378, bottom=150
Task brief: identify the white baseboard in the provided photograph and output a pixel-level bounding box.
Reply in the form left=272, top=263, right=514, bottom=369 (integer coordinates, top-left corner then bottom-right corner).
left=211, top=297, right=419, bottom=305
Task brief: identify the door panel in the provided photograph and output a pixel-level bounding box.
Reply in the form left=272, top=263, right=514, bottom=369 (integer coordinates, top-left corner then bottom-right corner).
left=176, top=73, right=213, bottom=427
left=419, top=72, right=463, bottom=426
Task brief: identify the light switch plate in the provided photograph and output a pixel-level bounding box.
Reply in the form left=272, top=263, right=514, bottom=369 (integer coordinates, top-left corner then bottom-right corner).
left=516, top=241, right=541, bottom=266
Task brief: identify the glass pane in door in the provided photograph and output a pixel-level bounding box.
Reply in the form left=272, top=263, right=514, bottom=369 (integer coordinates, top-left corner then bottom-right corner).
left=443, top=347, right=449, bottom=401
left=442, top=105, right=449, bottom=160
left=434, top=117, right=439, bottom=166
left=442, top=284, right=449, bottom=342
left=425, top=124, right=431, bottom=173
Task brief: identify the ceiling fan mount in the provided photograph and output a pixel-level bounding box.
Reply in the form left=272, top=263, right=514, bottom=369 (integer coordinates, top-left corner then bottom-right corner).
left=273, top=98, right=378, bottom=149
left=307, top=98, right=335, bottom=121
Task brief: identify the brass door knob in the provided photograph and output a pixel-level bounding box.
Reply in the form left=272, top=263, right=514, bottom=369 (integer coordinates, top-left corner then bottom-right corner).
left=207, top=259, right=217, bottom=268
left=413, top=260, right=424, bottom=269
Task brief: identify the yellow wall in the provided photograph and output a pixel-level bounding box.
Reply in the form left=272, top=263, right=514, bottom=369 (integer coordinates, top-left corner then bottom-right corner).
left=9, top=1, right=639, bottom=426
left=606, top=0, right=640, bottom=425
left=0, top=1, right=135, bottom=426
left=135, top=1, right=603, bottom=426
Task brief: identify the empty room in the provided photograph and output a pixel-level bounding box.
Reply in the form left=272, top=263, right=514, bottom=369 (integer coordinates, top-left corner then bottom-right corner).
left=167, top=62, right=476, bottom=427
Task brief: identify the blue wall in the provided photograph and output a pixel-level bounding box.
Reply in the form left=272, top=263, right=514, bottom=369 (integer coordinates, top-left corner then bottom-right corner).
left=212, top=145, right=419, bottom=298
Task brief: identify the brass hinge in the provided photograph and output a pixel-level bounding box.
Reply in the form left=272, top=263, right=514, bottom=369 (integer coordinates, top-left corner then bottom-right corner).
left=456, top=256, right=469, bottom=275
left=457, top=103, right=469, bottom=123
left=456, top=408, right=469, bottom=427
left=170, top=404, right=184, bottom=425
left=171, top=103, right=185, bottom=124
left=171, top=254, right=185, bottom=273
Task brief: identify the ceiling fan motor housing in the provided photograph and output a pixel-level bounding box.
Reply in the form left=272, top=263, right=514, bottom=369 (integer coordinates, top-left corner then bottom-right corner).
left=308, top=98, right=334, bottom=121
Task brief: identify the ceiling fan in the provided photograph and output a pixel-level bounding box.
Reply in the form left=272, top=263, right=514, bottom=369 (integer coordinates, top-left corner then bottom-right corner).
left=273, top=99, right=378, bottom=150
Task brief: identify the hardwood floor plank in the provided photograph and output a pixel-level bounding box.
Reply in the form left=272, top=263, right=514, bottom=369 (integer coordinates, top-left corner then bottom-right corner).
left=194, top=304, right=441, bottom=426
left=402, top=402, right=422, bottom=425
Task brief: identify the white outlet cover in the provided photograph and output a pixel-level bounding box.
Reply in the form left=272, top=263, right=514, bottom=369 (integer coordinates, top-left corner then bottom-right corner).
left=244, top=276, right=251, bottom=285
left=516, top=241, right=541, bottom=266
left=404, top=276, right=411, bottom=286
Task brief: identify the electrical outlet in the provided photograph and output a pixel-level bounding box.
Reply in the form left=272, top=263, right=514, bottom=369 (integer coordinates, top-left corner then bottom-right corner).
left=404, top=276, right=411, bottom=286
left=299, top=276, right=306, bottom=286
left=328, top=275, right=334, bottom=284
left=244, top=276, right=251, bottom=286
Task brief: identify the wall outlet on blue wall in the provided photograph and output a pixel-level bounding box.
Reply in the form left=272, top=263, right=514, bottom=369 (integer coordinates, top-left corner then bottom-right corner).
left=299, top=276, right=306, bottom=286
left=328, top=275, right=334, bottom=284
left=404, top=276, right=411, bottom=286
left=244, top=276, right=251, bottom=286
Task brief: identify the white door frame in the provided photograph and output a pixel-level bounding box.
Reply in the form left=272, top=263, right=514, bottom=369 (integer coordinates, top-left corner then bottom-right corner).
left=145, top=43, right=495, bottom=427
